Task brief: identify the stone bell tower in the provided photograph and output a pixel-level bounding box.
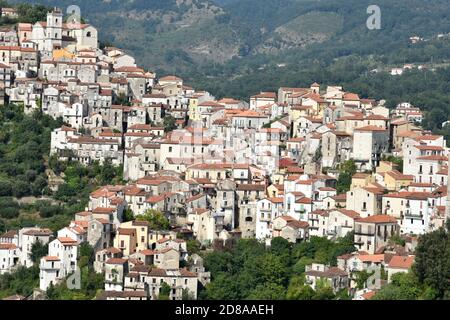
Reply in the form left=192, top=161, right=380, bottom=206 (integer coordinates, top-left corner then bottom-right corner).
left=44, top=8, right=63, bottom=52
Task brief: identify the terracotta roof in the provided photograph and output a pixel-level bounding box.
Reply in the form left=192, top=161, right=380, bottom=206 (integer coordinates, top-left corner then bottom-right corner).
left=414, top=135, right=442, bottom=141
left=385, top=170, right=414, bottom=181
left=335, top=209, right=360, bottom=219
left=43, top=256, right=60, bottom=261
left=139, top=249, right=155, bottom=256
left=148, top=268, right=167, bottom=277
left=186, top=193, right=206, bottom=203
left=296, top=197, right=313, bottom=204
left=353, top=173, right=371, bottom=179
left=251, top=92, right=276, bottom=99
left=233, top=110, right=267, bottom=118
left=0, top=230, right=18, bottom=238
left=343, top=92, right=360, bottom=101
left=267, top=197, right=284, bottom=204
left=357, top=254, right=385, bottom=263
left=92, top=207, right=115, bottom=214
left=198, top=101, right=224, bottom=107
left=106, top=258, right=128, bottom=265
left=105, top=247, right=122, bottom=254
left=355, top=125, right=387, bottom=132
left=159, top=75, right=182, bottom=81
left=58, top=237, right=78, bottom=245
left=22, top=228, right=52, bottom=236
left=356, top=215, right=398, bottom=224
left=416, top=155, right=447, bottom=161
left=286, top=220, right=309, bottom=229
left=384, top=191, right=431, bottom=200
left=362, top=291, right=376, bottom=300
left=117, top=228, right=136, bottom=236
left=237, top=184, right=266, bottom=191
left=388, top=255, right=414, bottom=269
left=0, top=243, right=17, bottom=250
left=414, top=145, right=444, bottom=151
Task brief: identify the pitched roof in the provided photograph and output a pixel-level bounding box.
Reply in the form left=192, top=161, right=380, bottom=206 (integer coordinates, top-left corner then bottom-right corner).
left=335, top=209, right=360, bottom=219
left=286, top=220, right=309, bottom=229
left=388, top=256, right=414, bottom=269
left=117, top=228, right=136, bottom=236
left=106, top=258, right=128, bottom=265
left=355, top=125, right=387, bottom=132
left=356, top=215, right=398, bottom=224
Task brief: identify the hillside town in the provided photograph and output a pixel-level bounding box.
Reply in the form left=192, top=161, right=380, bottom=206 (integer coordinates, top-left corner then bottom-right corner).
left=0, top=7, right=449, bottom=301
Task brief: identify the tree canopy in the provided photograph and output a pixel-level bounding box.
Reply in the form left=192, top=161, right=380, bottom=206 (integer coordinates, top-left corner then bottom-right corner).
left=136, top=209, right=170, bottom=230
left=201, top=235, right=356, bottom=300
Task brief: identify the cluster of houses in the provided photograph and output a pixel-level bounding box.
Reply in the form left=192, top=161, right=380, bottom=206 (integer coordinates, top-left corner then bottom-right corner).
left=0, top=7, right=449, bottom=300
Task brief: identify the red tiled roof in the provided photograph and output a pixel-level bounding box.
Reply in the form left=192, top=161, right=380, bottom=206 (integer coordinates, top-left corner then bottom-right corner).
left=388, top=255, right=414, bottom=269
left=356, top=215, right=398, bottom=224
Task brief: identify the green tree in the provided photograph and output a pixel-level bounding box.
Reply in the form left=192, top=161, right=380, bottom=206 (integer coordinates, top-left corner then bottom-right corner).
left=187, top=239, right=201, bottom=255
left=373, top=272, right=422, bottom=300
left=79, top=243, right=95, bottom=265
left=247, top=282, right=286, bottom=300
left=182, top=288, right=195, bottom=300
left=0, top=265, right=40, bottom=299
left=30, top=240, right=49, bottom=265
left=159, top=282, right=171, bottom=300
left=122, top=208, right=135, bottom=222
left=163, top=115, right=177, bottom=132
left=336, top=160, right=357, bottom=193
left=292, top=256, right=314, bottom=275
left=313, top=278, right=335, bottom=300
left=287, top=284, right=315, bottom=300
left=354, top=270, right=374, bottom=290
left=389, top=234, right=406, bottom=247
left=413, top=228, right=450, bottom=298
left=136, top=209, right=170, bottom=230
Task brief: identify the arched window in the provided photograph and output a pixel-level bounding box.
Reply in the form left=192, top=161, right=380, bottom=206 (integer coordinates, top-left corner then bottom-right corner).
left=86, top=31, right=92, bottom=37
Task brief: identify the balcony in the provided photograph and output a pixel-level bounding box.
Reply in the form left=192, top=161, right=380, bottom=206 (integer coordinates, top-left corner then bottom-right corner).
left=404, top=210, right=423, bottom=219
left=354, top=230, right=375, bottom=236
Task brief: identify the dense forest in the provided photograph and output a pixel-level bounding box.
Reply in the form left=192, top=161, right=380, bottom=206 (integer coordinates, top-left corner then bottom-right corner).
left=0, top=105, right=61, bottom=199
left=0, top=104, right=123, bottom=234
left=0, top=0, right=49, bottom=24
left=199, top=223, right=450, bottom=300
left=199, top=235, right=356, bottom=300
